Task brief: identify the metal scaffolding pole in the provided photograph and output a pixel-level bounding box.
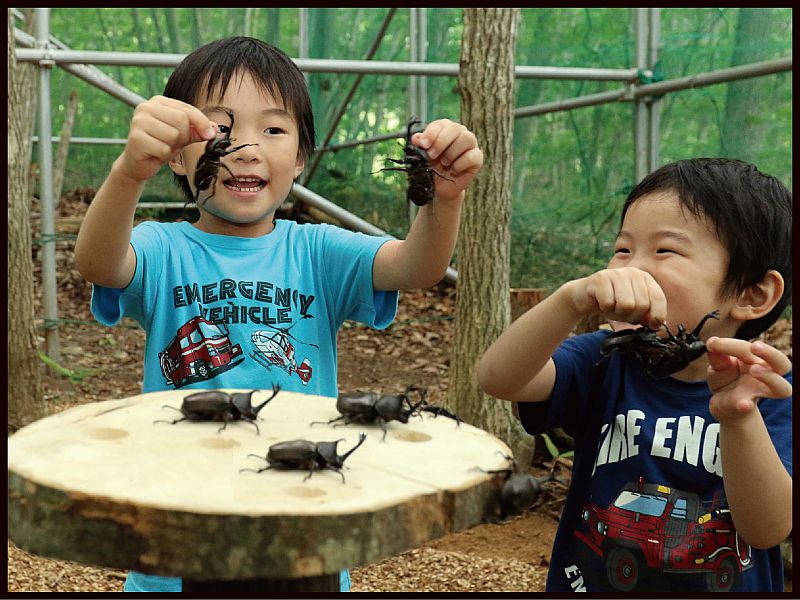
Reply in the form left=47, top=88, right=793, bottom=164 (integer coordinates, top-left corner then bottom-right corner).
left=648, top=8, right=662, bottom=173
left=299, top=8, right=308, bottom=85
left=34, top=8, right=59, bottom=360
left=15, top=29, right=145, bottom=107
left=15, top=47, right=644, bottom=82
left=33, top=136, right=128, bottom=145
left=291, top=183, right=457, bottom=285
left=514, top=57, right=791, bottom=118
left=634, top=8, right=650, bottom=183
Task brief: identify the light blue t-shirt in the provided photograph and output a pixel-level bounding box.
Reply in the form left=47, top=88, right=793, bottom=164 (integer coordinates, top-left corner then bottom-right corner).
left=93, top=219, right=398, bottom=592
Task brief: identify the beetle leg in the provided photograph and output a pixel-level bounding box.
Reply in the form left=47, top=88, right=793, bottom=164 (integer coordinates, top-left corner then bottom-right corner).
left=239, top=465, right=273, bottom=474
left=375, top=166, right=410, bottom=174
left=330, top=467, right=346, bottom=484
left=217, top=417, right=230, bottom=434
left=303, top=464, right=317, bottom=482
left=152, top=417, right=186, bottom=426
left=428, top=167, right=456, bottom=182
left=245, top=419, right=260, bottom=435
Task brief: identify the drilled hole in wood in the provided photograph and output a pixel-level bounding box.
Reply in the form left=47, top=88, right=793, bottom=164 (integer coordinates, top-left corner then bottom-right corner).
left=284, top=486, right=327, bottom=498
left=391, top=430, right=431, bottom=443
left=86, top=427, right=128, bottom=440
left=199, top=437, right=241, bottom=449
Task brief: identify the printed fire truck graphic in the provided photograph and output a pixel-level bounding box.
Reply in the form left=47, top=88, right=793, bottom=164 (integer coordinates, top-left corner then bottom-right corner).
left=250, top=321, right=316, bottom=385
left=159, top=316, right=243, bottom=388
left=575, top=477, right=751, bottom=592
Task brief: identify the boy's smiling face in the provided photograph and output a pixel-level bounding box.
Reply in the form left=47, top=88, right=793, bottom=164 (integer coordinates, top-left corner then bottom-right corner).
left=170, top=70, right=305, bottom=237
left=608, top=191, right=744, bottom=368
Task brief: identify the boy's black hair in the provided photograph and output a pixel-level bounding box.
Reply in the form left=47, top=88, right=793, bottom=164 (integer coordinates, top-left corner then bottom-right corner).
left=163, top=36, right=315, bottom=201
left=621, top=158, right=791, bottom=340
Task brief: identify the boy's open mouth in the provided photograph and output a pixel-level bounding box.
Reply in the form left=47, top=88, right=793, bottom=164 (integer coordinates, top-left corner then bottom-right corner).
left=223, top=176, right=267, bottom=192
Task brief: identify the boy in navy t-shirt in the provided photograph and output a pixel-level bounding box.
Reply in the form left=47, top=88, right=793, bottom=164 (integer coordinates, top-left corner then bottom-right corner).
left=479, top=158, right=791, bottom=592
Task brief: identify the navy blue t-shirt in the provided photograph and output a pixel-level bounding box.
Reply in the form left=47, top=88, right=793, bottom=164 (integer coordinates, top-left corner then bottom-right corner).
left=518, top=330, right=792, bottom=593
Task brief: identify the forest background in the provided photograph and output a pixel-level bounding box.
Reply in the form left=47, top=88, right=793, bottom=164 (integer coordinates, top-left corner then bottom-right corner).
left=38, top=7, right=792, bottom=297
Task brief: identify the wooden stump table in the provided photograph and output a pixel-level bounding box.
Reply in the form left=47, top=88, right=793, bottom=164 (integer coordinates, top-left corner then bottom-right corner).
left=8, top=389, right=513, bottom=592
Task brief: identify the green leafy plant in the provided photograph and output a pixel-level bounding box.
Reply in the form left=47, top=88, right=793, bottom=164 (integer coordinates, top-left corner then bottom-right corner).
left=539, top=431, right=574, bottom=461
left=38, top=351, right=100, bottom=383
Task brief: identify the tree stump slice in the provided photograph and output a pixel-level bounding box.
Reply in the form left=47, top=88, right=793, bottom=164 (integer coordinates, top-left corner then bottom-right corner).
left=8, top=390, right=512, bottom=582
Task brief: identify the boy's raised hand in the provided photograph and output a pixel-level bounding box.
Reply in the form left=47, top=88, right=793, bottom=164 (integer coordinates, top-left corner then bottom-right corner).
left=118, top=96, right=218, bottom=183
left=706, top=337, right=792, bottom=424
left=411, top=119, right=483, bottom=203
left=567, top=267, right=667, bottom=330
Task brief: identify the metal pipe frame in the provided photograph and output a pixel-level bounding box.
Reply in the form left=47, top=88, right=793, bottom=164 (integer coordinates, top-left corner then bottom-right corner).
left=15, top=29, right=145, bottom=107
left=634, top=8, right=650, bottom=183
left=34, top=9, right=60, bottom=360
left=514, top=57, right=791, bottom=118
left=290, top=184, right=457, bottom=285
left=15, top=47, right=645, bottom=82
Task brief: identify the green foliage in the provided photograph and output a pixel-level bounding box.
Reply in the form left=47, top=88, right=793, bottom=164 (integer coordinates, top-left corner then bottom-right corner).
left=34, top=8, right=791, bottom=294
left=539, top=432, right=574, bottom=460
left=38, top=351, right=99, bottom=383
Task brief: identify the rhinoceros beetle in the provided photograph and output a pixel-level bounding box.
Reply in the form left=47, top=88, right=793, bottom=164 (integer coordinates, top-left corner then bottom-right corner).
left=478, top=453, right=566, bottom=520
left=375, top=118, right=454, bottom=207
left=155, top=384, right=281, bottom=434
left=240, top=433, right=367, bottom=483
left=311, top=386, right=428, bottom=440
left=600, top=310, right=721, bottom=378
left=192, top=110, right=256, bottom=207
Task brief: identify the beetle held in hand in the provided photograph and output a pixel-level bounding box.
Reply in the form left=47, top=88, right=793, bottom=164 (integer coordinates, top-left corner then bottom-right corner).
left=376, top=118, right=454, bottom=206
left=193, top=110, right=256, bottom=206
left=600, top=310, right=721, bottom=378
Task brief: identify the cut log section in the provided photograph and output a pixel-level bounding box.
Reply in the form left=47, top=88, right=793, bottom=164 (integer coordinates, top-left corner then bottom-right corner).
left=8, top=389, right=512, bottom=581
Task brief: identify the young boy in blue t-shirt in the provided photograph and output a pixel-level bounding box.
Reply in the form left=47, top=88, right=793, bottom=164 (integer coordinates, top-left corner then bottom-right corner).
left=479, top=158, right=791, bottom=592
left=74, top=36, right=483, bottom=592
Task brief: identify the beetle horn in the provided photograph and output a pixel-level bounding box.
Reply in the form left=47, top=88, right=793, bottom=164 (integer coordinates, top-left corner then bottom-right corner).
left=690, top=309, right=721, bottom=337
left=252, top=384, right=281, bottom=415
left=339, top=432, right=367, bottom=463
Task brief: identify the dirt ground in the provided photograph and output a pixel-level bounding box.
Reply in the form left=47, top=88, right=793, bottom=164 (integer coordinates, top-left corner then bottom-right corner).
left=7, top=192, right=792, bottom=592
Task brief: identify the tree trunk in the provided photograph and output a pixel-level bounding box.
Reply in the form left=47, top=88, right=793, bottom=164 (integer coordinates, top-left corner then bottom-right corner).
left=8, top=8, right=46, bottom=433
left=447, top=9, right=534, bottom=465
left=720, top=8, right=774, bottom=161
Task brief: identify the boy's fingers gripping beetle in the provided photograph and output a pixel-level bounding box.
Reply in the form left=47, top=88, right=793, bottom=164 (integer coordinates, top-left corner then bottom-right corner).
left=154, top=384, right=281, bottom=434
left=375, top=118, right=455, bottom=207
left=192, top=110, right=257, bottom=206
left=600, top=310, right=720, bottom=378
left=240, top=432, right=368, bottom=483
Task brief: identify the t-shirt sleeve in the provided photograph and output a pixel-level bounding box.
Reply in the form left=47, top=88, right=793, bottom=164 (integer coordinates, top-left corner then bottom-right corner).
left=90, top=222, right=164, bottom=328
left=316, top=224, right=398, bottom=330
left=517, top=330, right=610, bottom=438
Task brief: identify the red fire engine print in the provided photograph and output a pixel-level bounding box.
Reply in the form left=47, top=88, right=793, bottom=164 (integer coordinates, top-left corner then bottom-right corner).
left=249, top=321, right=317, bottom=386
left=574, top=477, right=751, bottom=592
left=159, top=316, right=245, bottom=388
